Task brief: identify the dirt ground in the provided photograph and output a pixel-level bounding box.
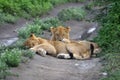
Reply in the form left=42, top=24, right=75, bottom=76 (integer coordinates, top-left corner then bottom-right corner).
left=0, top=2, right=103, bottom=80
left=6, top=55, right=101, bottom=80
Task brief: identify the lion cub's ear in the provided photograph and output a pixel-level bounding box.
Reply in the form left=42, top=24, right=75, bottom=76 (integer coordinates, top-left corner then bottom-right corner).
left=50, top=27, right=56, bottom=33
left=66, top=26, right=71, bottom=32
left=30, top=33, right=37, bottom=38
left=50, top=26, right=54, bottom=29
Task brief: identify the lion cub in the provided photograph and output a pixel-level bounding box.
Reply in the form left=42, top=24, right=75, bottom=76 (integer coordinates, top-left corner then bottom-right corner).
left=50, top=26, right=101, bottom=56
left=24, top=34, right=93, bottom=59
left=51, top=26, right=71, bottom=41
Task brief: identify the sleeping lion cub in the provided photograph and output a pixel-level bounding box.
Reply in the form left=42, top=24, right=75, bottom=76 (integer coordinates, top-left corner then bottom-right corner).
left=24, top=34, right=93, bottom=59
left=51, top=26, right=71, bottom=41
left=50, top=26, right=101, bottom=56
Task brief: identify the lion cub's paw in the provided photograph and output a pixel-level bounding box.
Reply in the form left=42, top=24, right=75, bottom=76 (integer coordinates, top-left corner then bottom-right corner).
left=36, top=48, right=47, bottom=57
left=30, top=48, right=47, bottom=57
left=62, top=38, right=71, bottom=43
left=57, top=53, right=70, bottom=59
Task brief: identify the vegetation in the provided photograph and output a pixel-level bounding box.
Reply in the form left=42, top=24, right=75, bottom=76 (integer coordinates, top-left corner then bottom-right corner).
left=0, top=0, right=53, bottom=17
left=33, top=17, right=62, bottom=30
left=58, top=7, right=86, bottom=21
left=94, top=0, right=120, bottom=80
left=68, top=0, right=85, bottom=2
left=18, top=24, right=42, bottom=39
left=1, top=48, right=22, bottom=67
left=0, top=59, right=9, bottom=79
left=84, top=1, right=95, bottom=10
left=0, top=1, right=87, bottom=79
left=18, top=7, right=86, bottom=40
left=18, top=17, right=63, bottom=39
left=21, top=50, right=35, bottom=59
left=0, top=0, right=86, bottom=24
left=0, top=13, right=18, bottom=24
left=1, top=0, right=120, bottom=79
left=49, top=0, right=68, bottom=6
left=0, top=0, right=64, bottom=24
left=0, top=42, right=35, bottom=79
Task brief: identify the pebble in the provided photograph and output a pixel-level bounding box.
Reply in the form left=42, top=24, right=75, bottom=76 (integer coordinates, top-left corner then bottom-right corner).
left=102, top=72, right=108, bottom=76
left=75, top=63, right=79, bottom=66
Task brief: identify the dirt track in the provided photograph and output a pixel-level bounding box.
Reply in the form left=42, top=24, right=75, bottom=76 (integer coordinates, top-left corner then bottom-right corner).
left=6, top=55, right=101, bottom=80
left=0, top=2, right=102, bottom=80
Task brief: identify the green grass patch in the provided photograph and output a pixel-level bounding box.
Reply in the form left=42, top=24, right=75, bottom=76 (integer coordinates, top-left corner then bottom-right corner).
left=101, top=52, right=120, bottom=72
left=0, top=44, right=34, bottom=79
left=18, top=24, right=42, bottom=39
left=0, top=59, right=9, bottom=79
left=101, top=70, right=120, bottom=80
left=33, top=17, right=63, bottom=30
left=0, top=0, right=53, bottom=23
left=58, top=7, right=86, bottom=21
left=0, top=0, right=87, bottom=24
left=50, top=0, right=68, bottom=6
left=0, top=0, right=53, bottom=17
left=68, top=0, right=85, bottom=3
left=18, top=17, right=63, bottom=39
left=84, top=1, right=95, bottom=10
left=94, top=0, right=120, bottom=80
left=21, top=50, right=35, bottom=59
left=1, top=48, right=22, bottom=67
left=0, top=13, right=18, bottom=24
left=0, top=0, right=80, bottom=24
left=2, top=14, right=18, bottom=23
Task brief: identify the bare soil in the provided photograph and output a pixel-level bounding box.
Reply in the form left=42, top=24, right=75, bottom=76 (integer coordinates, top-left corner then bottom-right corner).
left=6, top=56, right=101, bottom=80
left=0, top=2, right=102, bottom=80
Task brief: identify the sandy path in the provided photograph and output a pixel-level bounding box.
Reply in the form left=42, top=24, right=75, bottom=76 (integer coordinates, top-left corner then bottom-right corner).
left=6, top=55, right=101, bottom=80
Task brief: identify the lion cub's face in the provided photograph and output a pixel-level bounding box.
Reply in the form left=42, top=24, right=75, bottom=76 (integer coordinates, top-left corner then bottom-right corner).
left=24, top=34, right=43, bottom=48
left=50, top=26, right=71, bottom=41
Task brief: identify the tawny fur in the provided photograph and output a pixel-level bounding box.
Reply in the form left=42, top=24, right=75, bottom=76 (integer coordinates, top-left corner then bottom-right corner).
left=50, top=26, right=70, bottom=41
left=50, top=26, right=101, bottom=56
left=24, top=34, right=92, bottom=59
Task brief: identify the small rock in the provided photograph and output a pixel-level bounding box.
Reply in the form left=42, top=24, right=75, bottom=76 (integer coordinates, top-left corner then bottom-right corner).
left=87, top=27, right=96, bottom=33
left=101, top=72, right=108, bottom=76
left=75, top=63, right=79, bottom=66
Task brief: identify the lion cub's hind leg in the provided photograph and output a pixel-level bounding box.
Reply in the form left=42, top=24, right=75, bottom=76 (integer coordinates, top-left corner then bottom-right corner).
left=73, top=54, right=84, bottom=60
left=73, top=52, right=91, bottom=60
left=82, top=51, right=91, bottom=60
left=30, top=43, right=57, bottom=57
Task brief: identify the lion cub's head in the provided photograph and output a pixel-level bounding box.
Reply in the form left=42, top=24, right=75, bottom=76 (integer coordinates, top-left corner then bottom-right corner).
left=50, top=26, right=71, bottom=41
left=24, top=34, right=46, bottom=48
